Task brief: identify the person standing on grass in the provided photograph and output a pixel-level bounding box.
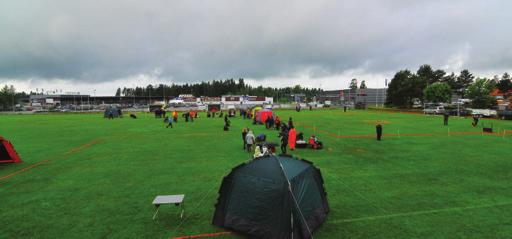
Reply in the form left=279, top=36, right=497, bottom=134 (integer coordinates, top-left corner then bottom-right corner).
left=376, top=124, right=382, bottom=140
left=246, top=130, right=255, bottom=152
left=288, top=117, right=294, bottom=129
left=184, top=112, right=190, bottom=122
left=288, top=127, right=297, bottom=151
left=472, top=114, right=480, bottom=127
left=166, top=117, right=173, bottom=128
left=172, top=111, right=178, bottom=123
left=280, top=127, right=289, bottom=154
left=224, top=115, right=230, bottom=127
left=443, top=111, right=450, bottom=126
left=242, top=128, right=248, bottom=150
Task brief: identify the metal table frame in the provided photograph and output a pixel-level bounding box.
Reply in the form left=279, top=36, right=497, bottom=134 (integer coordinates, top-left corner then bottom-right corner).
left=152, top=194, right=185, bottom=220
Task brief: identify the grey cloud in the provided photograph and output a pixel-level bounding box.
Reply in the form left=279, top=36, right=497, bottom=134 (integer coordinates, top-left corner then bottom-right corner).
left=0, top=0, right=511, bottom=85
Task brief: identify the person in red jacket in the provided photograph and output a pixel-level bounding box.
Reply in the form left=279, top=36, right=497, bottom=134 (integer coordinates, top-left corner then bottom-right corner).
left=288, top=127, right=297, bottom=151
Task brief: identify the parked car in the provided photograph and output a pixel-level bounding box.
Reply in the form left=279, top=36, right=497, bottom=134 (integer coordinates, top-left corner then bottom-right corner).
left=449, top=108, right=471, bottom=116
left=467, top=108, right=498, bottom=118
left=423, top=106, right=445, bottom=114
left=498, top=110, right=512, bottom=120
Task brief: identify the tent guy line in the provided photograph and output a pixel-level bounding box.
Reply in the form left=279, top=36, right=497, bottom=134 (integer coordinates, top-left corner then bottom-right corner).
left=171, top=231, right=232, bottom=239
left=0, top=138, right=101, bottom=182
left=323, top=170, right=389, bottom=214
left=298, top=123, right=509, bottom=139
left=172, top=166, right=234, bottom=235
left=330, top=201, right=512, bottom=224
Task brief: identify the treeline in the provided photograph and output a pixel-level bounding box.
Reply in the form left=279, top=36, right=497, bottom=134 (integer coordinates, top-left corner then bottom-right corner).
left=0, top=85, right=30, bottom=111
left=114, top=78, right=321, bottom=102
left=386, top=64, right=512, bottom=108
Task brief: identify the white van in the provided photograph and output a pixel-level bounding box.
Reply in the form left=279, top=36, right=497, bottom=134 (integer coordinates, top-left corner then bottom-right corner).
left=423, top=106, right=445, bottom=114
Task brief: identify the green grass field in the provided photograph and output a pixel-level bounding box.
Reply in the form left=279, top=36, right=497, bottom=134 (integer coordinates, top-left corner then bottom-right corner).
left=1, top=109, right=512, bottom=239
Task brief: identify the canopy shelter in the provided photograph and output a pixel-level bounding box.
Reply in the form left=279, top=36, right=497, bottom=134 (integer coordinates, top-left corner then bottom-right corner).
left=251, top=106, right=263, bottom=119
left=0, top=137, right=22, bottom=163
left=255, top=109, right=274, bottom=124
left=208, top=104, right=221, bottom=112
left=212, top=155, right=329, bottom=239
left=104, top=105, right=121, bottom=118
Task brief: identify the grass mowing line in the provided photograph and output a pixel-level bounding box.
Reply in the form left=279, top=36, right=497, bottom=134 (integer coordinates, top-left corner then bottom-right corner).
left=172, top=167, right=234, bottom=236
left=172, top=231, right=231, bottom=239
left=0, top=139, right=100, bottom=182
left=330, top=201, right=512, bottom=224
left=323, top=170, right=389, bottom=214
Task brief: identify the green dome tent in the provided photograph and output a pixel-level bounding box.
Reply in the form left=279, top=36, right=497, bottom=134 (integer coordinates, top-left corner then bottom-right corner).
left=212, top=155, right=329, bottom=239
left=104, top=105, right=121, bottom=118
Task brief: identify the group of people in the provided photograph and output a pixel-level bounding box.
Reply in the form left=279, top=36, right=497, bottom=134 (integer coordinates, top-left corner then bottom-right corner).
left=242, top=128, right=278, bottom=158
left=164, top=110, right=198, bottom=128
left=241, top=116, right=323, bottom=158
left=242, top=128, right=267, bottom=151
left=443, top=111, right=481, bottom=127
left=263, top=115, right=280, bottom=129
left=240, top=109, right=254, bottom=119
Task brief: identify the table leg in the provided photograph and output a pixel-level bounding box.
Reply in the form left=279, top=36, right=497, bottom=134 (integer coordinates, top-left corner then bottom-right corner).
left=153, top=205, right=160, bottom=220
left=180, top=202, right=185, bottom=219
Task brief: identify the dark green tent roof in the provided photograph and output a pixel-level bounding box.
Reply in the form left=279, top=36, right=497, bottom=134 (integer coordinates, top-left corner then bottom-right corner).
left=212, top=155, right=329, bottom=239
left=234, top=155, right=311, bottom=182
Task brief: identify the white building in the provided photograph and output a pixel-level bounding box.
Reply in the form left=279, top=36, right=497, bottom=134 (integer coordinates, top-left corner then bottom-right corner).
left=221, top=95, right=273, bottom=106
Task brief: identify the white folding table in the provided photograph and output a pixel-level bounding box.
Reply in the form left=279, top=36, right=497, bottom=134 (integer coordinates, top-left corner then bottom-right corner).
left=152, top=194, right=185, bottom=220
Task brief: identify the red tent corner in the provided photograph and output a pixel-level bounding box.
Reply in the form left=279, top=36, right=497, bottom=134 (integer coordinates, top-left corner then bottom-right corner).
left=0, top=137, right=22, bottom=163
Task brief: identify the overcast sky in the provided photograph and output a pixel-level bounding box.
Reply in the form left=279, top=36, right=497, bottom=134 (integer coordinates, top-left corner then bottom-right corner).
left=1, top=0, right=511, bottom=95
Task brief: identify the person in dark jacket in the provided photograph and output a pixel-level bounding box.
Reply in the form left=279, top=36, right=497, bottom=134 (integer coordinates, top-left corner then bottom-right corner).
left=242, top=128, right=248, bottom=150
left=224, top=115, right=230, bottom=127
left=376, top=124, right=382, bottom=141
left=279, top=128, right=289, bottom=154
left=472, top=114, right=480, bottom=127
left=443, top=112, right=449, bottom=126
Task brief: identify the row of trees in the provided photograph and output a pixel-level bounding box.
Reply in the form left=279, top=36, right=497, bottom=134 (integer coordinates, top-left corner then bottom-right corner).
left=386, top=64, right=512, bottom=108
left=114, top=78, right=321, bottom=102
left=348, top=79, right=367, bottom=90
left=0, top=85, right=31, bottom=111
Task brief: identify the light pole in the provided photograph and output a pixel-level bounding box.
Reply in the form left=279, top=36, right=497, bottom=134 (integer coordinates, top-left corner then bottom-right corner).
left=376, top=88, right=378, bottom=108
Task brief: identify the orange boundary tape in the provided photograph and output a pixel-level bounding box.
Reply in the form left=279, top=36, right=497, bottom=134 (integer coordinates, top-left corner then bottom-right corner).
left=172, top=231, right=231, bottom=239
left=0, top=139, right=99, bottom=181
left=298, top=123, right=509, bottom=139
